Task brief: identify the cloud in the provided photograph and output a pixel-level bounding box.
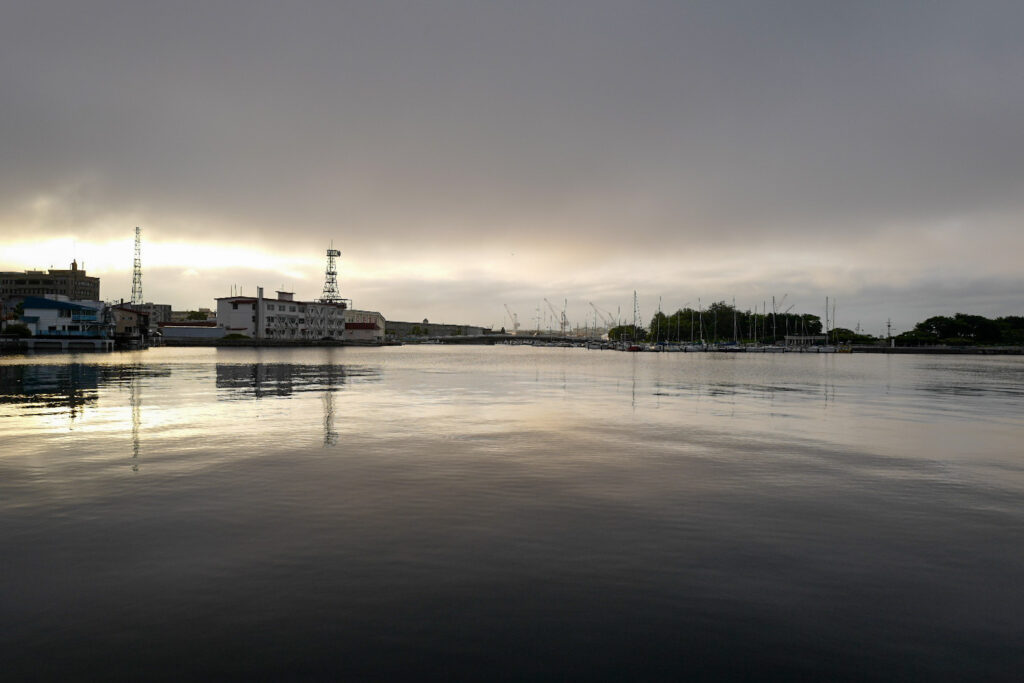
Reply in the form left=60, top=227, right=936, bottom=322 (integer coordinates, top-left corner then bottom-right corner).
left=1, top=1, right=1023, bottom=331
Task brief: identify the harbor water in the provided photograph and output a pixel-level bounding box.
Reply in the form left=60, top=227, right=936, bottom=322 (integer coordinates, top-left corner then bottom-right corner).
left=2, top=346, right=1023, bottom=680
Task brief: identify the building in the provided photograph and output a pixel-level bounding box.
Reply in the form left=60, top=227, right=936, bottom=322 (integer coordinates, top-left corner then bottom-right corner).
left=386, top=320, right=490, bottom=339
left=158, top=321, right=226, bottom=341
left=15, top=296, right=111, bottom=338
left=0, top=261, right=100, bottom=300
left=111, top=304, right=151, bottom=346
left=133, top=303, right=172, bottom=329
left=342, top=309, right=386, bottom=343
left=216, top=288, right=348, bottom=340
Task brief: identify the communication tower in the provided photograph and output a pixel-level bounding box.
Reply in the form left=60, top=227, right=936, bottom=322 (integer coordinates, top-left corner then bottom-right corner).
left=131, top=227, right=143, bottom=305
left=320, top=244, right=343, bottom=304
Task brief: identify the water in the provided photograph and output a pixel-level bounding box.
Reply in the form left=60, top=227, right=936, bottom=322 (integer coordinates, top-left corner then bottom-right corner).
left=2, top=346, right=1023, bottom=680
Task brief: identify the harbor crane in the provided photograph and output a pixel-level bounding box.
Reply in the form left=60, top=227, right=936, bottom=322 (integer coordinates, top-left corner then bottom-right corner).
left=503, top=304, right=521, bottom=335
left=543, top=298, right=568, bottom=335
left=588, top=302, right=616, bottom=328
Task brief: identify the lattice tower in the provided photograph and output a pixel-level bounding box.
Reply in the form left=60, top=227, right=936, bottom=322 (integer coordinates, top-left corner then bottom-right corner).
left=320, top=246, right=342, bottom=303
left=131, top=226, right=143, bottom=305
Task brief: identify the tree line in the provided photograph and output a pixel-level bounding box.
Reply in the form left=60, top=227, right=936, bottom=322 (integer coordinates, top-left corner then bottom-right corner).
left=608, top=301, right=828, bottom=343
left=895, top=314, right=1024, bottom=346
left=606, top=302, right=1023, bottom=346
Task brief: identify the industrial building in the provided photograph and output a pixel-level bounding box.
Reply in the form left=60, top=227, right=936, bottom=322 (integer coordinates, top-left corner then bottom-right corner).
left=0, top=261, right=100, bottom=300
left=157, top=321, right=225, bottom=341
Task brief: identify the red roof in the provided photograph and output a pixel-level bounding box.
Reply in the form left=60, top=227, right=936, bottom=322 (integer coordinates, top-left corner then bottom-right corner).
left=346, top=322, right=379, bottom=330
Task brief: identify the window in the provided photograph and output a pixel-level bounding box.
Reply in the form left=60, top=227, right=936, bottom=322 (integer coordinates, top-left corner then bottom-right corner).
left=232, top=303, right=238, bottom=310
left=290, top=306, right=296, bottom=312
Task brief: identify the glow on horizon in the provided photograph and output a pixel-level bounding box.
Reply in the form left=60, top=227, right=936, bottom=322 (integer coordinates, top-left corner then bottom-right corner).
left=0, top=237, right=319, bottom=280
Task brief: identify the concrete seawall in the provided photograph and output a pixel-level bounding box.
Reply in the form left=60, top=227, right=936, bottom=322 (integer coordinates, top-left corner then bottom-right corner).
left=851, top=346, right=1023, bottom=355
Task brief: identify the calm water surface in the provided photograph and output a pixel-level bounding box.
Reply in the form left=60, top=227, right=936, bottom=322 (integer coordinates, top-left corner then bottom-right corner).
left=2, top=346, right=1023, bottom=680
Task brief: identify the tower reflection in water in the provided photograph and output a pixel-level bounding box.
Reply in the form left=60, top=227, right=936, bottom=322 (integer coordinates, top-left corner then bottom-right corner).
left=215, top=362, right=380, bottom=446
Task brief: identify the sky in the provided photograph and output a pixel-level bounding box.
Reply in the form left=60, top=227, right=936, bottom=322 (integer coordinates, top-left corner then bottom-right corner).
left=2, top=0, right=1022, bottom=334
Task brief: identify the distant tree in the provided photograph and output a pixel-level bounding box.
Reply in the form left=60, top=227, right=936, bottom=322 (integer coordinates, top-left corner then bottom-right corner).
left=830, top=327, right=877, bottom=344
left=608, top=324, right=646, bottom=342
left=648, top=312, right=669, bottom=343
left=187, top=311, right=208, bottom=321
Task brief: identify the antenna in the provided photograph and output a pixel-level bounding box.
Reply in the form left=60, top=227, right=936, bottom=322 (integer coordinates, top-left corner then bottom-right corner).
left=320, top=242, right=342, bottom=303
left=131, top=227, right=143, bottom=305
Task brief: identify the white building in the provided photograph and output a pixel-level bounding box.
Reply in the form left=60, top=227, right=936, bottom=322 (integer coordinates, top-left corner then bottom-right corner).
left=15, top=295, right=111, bottom=338
left=216, top=289, right=347, bottom=340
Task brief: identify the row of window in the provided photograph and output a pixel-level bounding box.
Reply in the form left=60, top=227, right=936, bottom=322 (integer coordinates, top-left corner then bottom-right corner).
left=262, top=329, right=342, bottom=337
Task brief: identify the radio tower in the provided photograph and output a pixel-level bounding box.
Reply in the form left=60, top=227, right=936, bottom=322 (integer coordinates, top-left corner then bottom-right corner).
left=131, top=226, right=143, bottom=305
left=320, top=243, right=342, bottom=303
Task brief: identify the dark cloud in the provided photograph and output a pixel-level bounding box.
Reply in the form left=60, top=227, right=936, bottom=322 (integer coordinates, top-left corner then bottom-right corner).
left=1, top=1, right=1022, bottom=326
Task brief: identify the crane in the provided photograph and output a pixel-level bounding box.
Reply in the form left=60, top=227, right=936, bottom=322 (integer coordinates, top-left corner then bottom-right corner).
left=543, top=298, right=567, bottom=335
left=589, top=302, right=616, bottom=328
left=503, top=304, right=521, bottom=335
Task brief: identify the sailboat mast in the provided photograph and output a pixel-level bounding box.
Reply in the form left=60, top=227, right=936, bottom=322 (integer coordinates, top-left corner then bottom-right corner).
left=733, top=297, right=738, bottom=343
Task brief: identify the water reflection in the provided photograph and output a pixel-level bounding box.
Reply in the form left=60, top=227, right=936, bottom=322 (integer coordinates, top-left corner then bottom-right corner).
left=215, top=362, right=380, bottom=399
left=129, top=370, right=141, bottom=471
left=215, top=362, right=381, bottom=447
left=322, top=390, right=339, bottom=446
left=0, top=363, right=170, bottom=420
left=2, top=348, right=1023, bottom=680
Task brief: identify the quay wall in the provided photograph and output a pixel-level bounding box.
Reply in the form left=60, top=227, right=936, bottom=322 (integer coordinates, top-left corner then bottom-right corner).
left=851, top=346, right=1023, bottom=355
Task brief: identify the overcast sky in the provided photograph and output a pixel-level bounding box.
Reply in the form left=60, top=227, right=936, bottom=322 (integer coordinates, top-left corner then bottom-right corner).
left=2, top=0, right=1022, bottom=333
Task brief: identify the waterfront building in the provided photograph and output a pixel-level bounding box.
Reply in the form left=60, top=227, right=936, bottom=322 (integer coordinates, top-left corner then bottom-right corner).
left=342, top=309, right=386, bottom=343
left=157, top=321, right=226, bottom=341
left=16, top=296, right=110, bottom=337
left=111, top=304, right=151, bottom=346
left=0, top=261, right=100, bottom=300
left=216, top=288, right=348, bottom=340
